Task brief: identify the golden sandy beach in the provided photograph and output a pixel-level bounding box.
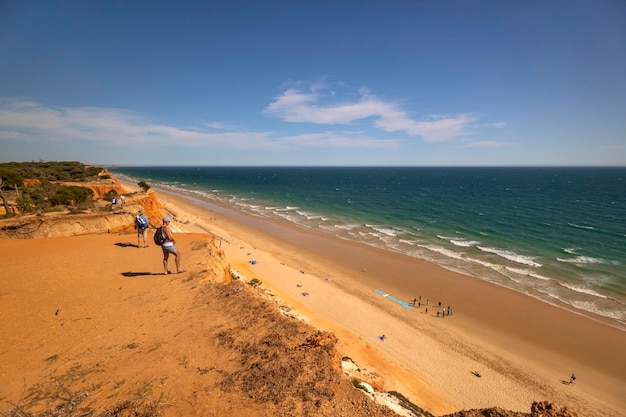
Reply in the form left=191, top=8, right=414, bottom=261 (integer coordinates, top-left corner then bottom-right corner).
left=154, top=187, right=626, bottom=416
left=1, top=181, right=624, bottom=416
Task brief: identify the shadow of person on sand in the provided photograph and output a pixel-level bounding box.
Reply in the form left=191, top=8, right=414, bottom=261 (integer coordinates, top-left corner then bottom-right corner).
left=115, top=242, right=139, bottom=248
left=121, top=272, right=158, bottom=277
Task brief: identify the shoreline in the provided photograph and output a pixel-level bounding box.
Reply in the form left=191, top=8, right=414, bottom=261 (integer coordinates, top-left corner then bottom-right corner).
left=128, top=172, right=626, bottom=332
left=148, top=182, right=625, bottom=416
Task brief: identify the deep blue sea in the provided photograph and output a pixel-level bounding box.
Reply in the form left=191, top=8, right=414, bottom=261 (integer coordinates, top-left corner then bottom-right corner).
left=112, top=167, right=626, bottom=330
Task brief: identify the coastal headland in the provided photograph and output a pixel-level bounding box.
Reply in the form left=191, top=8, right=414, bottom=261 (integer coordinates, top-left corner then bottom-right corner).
left=0, top=175, right=623, bottom=416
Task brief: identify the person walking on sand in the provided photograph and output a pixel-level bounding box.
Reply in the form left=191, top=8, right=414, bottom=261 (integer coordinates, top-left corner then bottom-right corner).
left=569, top=373, right=576, bottom=384
left=160, top=217, right=186, bottom=275
left=134, top=209, right=150, bottom=248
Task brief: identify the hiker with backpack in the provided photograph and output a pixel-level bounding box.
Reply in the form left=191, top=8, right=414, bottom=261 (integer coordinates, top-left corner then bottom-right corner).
left=134, top=209, right=150, bottom=248
left=155, top=216, right=186, bottom=275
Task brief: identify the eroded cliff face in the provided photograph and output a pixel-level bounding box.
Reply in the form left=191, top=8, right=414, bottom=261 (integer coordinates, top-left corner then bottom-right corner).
left=129, top=189, right=168, bottom=227
left=63, top=176, right=127, bottom=199
left=0, top=187, right=168, bottom=239
left=0, top=211, right=136, bottom=239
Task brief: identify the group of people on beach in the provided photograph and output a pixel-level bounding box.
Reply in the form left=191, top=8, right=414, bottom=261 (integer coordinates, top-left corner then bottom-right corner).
left=410, top=296, right=452, bottom=318
left=134, top=210, right=186, bottom=275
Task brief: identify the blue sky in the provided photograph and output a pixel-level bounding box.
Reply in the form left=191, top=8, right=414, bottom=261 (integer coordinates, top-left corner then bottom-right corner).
left=1, top=1, right=624, bottom=166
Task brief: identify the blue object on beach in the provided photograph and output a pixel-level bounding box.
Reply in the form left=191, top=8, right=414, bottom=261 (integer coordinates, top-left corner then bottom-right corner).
left=250, top=260, right=257, bottom=264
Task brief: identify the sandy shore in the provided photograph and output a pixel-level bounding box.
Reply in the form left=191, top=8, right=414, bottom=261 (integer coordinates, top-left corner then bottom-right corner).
left=154, top=186, right=625, bottom=416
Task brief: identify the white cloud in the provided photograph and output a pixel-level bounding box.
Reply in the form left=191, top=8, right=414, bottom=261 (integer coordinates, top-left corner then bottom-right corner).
left=374, top=113, right=479, bottom=142
left=263, top=83, right=487, bottom=142
left=277, top=132, right=400, bottom=149
left=0, top=98, right=397, bottom=152
left=0, top=98, right=273, bottom=148
left=263, top=87, right=394, bottom=124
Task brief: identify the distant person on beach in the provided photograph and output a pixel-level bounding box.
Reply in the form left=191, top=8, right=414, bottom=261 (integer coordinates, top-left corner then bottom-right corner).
left=569, top=373, right=576, bottom=384
left=134, top=209, right=149, bottom=248
left=120, top=194, right=125, bottom=205
left=160, top=217, right=186, bottom=274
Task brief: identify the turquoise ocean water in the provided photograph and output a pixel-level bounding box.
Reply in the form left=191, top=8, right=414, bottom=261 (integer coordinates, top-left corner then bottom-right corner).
left=112, top=167, right=626, bottom=330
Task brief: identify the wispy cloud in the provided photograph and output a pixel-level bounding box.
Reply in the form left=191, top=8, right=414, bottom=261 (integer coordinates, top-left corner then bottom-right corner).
left=0, top=98, right=270, bottom=148
left=276, top=131, right=399, bottom=149
left=263, top=82, right=490, bottom=142
left=0, top=98, right=399, bottom=152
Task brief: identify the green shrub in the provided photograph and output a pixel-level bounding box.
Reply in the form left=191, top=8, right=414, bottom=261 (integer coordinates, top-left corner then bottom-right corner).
left=138, top=181, right=151, bottom=191
left=0, top=161, right=102, bottom=182
left=53, top=186, right=94, bottom=205
left=248, top=278, right=262, bottom=287
left=351, top=379, right=366, bottom=390
left=16, top=181, right=56, bottom=213
left=103, top=189, right=119, bottom=200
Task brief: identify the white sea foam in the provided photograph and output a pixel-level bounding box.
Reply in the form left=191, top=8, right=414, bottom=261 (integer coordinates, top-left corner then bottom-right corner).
left=435, top=234, right=476, bottom=247
left=559, top=282, right=608, bottom=299
left=275, top=206, right=299, bottom=211
left=569, top=223, right=595, bottom=230
left=367, top=224, right=397, bottom=237
left=335, top=223, right=360, bottom=231
left=296, top=210, right=323, bottom=220
left=503, top=268, right=553, bottom=283
left=477, top=246, right=542, bottom=268
left=529, top=272, right=552, bottom=281
left=557, top=256, right=604, bottom=265
left=421, top=245, right=466, bottom=261
left=450, top=239, right=479, bottom=247
left=548, top=295, right=624, bottom=320
left=465, top=256, right=502, bottom=269
left=371, top=232, right=396, bottom=244
left=506, top=267, right=535, bottom=276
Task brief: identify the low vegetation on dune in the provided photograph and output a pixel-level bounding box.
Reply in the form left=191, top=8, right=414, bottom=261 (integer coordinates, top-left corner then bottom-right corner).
left=0, top=161, right=107, bottom=215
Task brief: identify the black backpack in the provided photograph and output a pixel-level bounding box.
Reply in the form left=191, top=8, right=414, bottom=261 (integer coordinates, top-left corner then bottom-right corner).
left=153, top=226, right=167, bottom=246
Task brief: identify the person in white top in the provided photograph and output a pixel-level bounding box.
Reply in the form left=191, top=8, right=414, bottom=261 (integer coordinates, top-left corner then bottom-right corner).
left=160, top=217, right=186, bottom=275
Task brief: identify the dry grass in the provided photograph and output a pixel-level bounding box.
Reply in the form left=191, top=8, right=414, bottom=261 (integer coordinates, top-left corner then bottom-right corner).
left=1, top=366, right=166, bottom=417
